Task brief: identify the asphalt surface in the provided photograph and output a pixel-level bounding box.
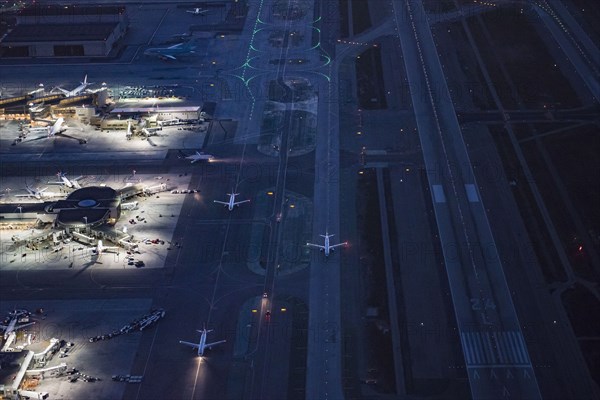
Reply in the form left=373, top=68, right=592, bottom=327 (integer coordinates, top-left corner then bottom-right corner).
left=391, top=0, right=543, bottom=398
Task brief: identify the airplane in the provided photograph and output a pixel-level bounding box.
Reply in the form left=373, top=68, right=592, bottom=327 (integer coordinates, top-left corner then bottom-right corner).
left=306, top=233, right=348, bottom=257
left=88, top=240, right=119, bottom=257
left=214, top=191, right=250, bottom=211
left=23, top=117, right=66, bottom=138
left=125, top=120, right=134, bottom=140
left=0, top=309, right=35, bottom=340
left=186, top=7, right=209, bottom=15
left=184, top=151, right=215, bottom=164
left=179, top=326, right=226, bottom=356
left=47, top=171, right=83, bottom=189
left=15, top=184, right=59, bottom=200
left=144, top=40, right=196, bottom=61
left=28, top=102, right=46, bottom=113
left=54, top=75, right=93, bottom=97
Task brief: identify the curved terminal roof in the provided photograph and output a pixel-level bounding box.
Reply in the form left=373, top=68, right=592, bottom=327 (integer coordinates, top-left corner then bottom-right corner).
left=53, top=186, right=120, bottom=228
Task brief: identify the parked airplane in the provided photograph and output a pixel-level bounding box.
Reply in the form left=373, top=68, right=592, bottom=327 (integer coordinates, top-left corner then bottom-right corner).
left=89, top=240, right=119, bottom=257
left=0, top=309, right=35, bottom=340
left=23, top=117, right=66, bottom=138
left=306, top=233, right=347, bottom=256
left=54, top=75, right=92, bottom=97
left=186, top=7, right=209, bottom=15
left=28, top=102, right=46, bottom=113
left=15, top=184, right=59, bottom=200
left=184, top=151, right=215, bottom=163
left=214, top=191, right=250, bottom=211
left=47, top=172, right=82, bottom=189
left=144, top=40, right=196, bottom=61
left=179, top=326, right=226, bottom=356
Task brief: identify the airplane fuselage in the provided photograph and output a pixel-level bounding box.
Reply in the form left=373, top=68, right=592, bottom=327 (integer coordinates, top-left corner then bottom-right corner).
left=227, top=194, right=236, bottom=210
left=198, top=330, right=207, bottom=356
left=323, top=236, right=331, bottom=256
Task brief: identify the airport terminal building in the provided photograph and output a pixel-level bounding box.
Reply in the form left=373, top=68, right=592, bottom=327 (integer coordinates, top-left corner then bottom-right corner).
left=0, top=5, right=128, bottom=58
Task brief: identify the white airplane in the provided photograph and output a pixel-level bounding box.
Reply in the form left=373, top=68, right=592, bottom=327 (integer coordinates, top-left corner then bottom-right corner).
left=179, top=326, right=226, bottom=356
left=89, top=240, right=119, bottom=257
left=47, top=171, right=82, bottom=189
left=0, top=310, right=35, bottom=340
left=186, top=7, right=209, bottom=15
left=306, top=233, right=348, bottom=257
left=55, top=75, right=92, bottom=97
left=24, top=117, right=66, bottom=138
left=15, top=184, right=59, bottom=200
left=28, top=102, right=46, bottom=113
left=185, top=151, right=215, bottom=164
left=214, top=191, right=250, bottom=211
left=125, top=120, right=134, bottom=139
left=144, top=41, right=196, bottom=61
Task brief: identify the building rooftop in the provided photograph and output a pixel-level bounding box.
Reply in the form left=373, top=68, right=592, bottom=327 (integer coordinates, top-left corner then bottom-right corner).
left=18, top=5, right=125, bottom=17
left=3, top=23, right=118, bottom=43
left=110, top=106, right=201, bottom=113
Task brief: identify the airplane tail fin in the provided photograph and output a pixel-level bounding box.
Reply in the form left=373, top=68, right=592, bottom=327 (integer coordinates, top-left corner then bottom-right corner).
left=82, top=74, right=88, bottom=84
left=180, top=40, right=195, bottom=50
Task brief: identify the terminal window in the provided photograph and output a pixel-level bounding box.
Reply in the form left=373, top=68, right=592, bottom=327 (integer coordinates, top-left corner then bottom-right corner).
left=54, top=45, right=84, bottom=56
left=1, top=45, right=29, bottom=57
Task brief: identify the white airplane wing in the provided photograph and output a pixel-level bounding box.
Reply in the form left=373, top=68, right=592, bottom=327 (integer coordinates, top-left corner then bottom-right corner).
left=214, top=200, right=229, bottom=205
left=168, top=43, right=184, bottom=49
left=233, top=200, right=250, bottom=206
left=161, top=54, right=177, bottom=60
left=329, top=242, right=347, bottom=249
left=0, top=324, right=7, bottom=330
left=306, top=243, right=325, bottom=249
left=179, top=340, right=200, bottom=349
left=204, top=339, right=226, bottom=348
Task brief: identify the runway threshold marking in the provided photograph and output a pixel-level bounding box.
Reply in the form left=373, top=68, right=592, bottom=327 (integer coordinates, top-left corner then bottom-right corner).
left=432, top=184, right=446, bottom=203
left=464, top=184, right=479, bottom=203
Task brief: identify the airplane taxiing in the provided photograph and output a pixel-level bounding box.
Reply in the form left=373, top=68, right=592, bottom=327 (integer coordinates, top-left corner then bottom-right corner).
left=214, top=191, right=250, bottom=211
left=54, top=75, right=93, bottom=97
left=186, top=7, right=209, bottom=15
left=179, top=326, right=226, bottom=356
left=184, top=151, right=215, bottom=164
left=144, top=40, right=196, bottom=61
left=306, top=233, right=348, bottom=256
left=48, top=171, right=83, bottom=189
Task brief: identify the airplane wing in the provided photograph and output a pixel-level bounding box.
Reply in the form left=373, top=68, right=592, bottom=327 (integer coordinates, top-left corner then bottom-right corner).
left=213, top=200, right=229, bottom=205
left=168, top=43, right=184, bottom=49
left=27, top=127, right=49, bottom=133
left=306, top=243, right=325, bottom=249
left=161, top=54, right=177, bottom=61
left=329, top=242, right=347, bottom=249
left=233, top=200, right=250, bottom=206
left=205, top=339, right=226, bottom=348
left=15, top=322, right=35, bottom=330
left=179, top=340, right=200, bottom=349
